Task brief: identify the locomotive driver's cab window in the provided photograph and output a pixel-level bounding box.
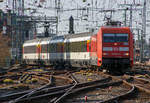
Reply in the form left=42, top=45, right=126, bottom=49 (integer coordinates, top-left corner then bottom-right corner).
left=116, top=34, right=128, bottom=42
left=103, top=34, right=115, bottom=42
left=103, top=33, right=128, bottom=42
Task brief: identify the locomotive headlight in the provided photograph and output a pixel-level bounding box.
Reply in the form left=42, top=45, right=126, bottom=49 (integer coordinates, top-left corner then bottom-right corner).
left=103, top=53, right=108, bottom=55
left=124, top=53, right=129, bottom=56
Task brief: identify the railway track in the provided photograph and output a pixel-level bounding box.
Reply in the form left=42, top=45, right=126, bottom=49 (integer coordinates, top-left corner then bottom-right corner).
left=0, top=73, right=51, bottom=101
left=125, top=76, right=150, bottom=91
left=9, top=73, right=135, bottom=103
left=59, top=72, right=134, bottom=103
left=117, top=77, right=150, bottom=103
left=98, top=72, right=150, bottom=103
left=1, top=65, right=150, bottom=103
left=64, top=81, right=134, bottom=103
left=0, top=73, right=73, bottom=102
left=2, top=73, right=111, bottom=103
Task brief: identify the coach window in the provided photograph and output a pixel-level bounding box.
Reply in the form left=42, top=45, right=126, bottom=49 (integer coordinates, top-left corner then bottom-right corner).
left=54, top=43, right=57, bottom=52
left=41, top=45, right=43, bottom=53
left=49, top=44, right=51, bottom=53
left=70, top=42, right=74, bottom=52
left=52, top=43, right=55, bottom=53
left=56, top=43, right=59, bottom=52
left=67, top=42, right=70, bottom=52
left=52, top=43, right=55, bottom=52
left=78, top=42, right=82, bottom=52
left=24, top=46, right=36, bottom=53
left=63, top=42, right=65, bottom=52
left=53, top=42, right=56, bottom=52
left=80, top=42, right=82, bottom=52
left=75, top=42, right=78, bottom=52
left=49, top=44, right=52, bottom=53
left=50, top=43, right=55, bottom=53
left=57, top=43, right=61, bottom=52
left=81, top=41, right=85, bottom=52
left=84, top=41, right=87, bottom=52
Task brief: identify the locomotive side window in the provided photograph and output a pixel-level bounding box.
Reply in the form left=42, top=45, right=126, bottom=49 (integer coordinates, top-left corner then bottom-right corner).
left=103, top=33, right=128, bottom=42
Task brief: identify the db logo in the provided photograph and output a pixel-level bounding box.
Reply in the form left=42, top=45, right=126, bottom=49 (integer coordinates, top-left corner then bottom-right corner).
left=113, top=47, right=119, bottom=51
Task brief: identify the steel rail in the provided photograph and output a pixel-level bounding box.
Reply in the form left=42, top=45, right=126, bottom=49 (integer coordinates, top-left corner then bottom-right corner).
left=13, top=78, right=113, bottom=103
left=0, top=84, right=72, bottom=102
left=59, top=80, right=124, bottom=103
left=99, top=81, right=136, bottom=103
left=0, top=74, right=51, bottom=101
left=9, top=76, right=53, bottom=103
left=0, top=74, right=49, bottom=90
left=99, top=71, right=150, bottom=103
left=126, top=76, right=150, bottom=94
left=60, top=75, right=135, bottom=103
left=6, top=77, right=111, bottom=102
left=52, top=73, right=78, bottom=103
left=117, top=79, right=150, bottom=103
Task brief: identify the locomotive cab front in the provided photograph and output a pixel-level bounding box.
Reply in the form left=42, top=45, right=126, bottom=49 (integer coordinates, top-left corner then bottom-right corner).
left=101, top=27, right=133, bottom=71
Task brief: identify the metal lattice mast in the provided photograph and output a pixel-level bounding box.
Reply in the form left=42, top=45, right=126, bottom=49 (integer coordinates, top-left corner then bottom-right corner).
left=55, top=0, right=61, bottom=34
left=141, top=0, right=147, bottom=62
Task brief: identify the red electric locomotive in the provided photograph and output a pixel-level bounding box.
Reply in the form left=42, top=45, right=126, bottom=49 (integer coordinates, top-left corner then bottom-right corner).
left=91, top=27, right=133, bottom=71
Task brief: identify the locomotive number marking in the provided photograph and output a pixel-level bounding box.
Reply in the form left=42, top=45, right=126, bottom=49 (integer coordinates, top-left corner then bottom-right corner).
left=113, top=47, right=119, bottom=51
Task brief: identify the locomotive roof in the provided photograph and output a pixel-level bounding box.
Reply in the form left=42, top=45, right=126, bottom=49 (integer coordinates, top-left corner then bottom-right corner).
left=24, top=38, right=41, bottom=43
left=49, top=32, right=94, bottom=41
left=41, top=37, right=52, bottom=41
left=51, top=35, right=64, bottom=40
left=24, top=37, right=52, bottom=43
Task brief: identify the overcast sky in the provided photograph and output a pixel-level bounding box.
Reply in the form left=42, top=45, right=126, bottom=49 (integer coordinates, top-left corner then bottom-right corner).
left=0, top=0, right=150, bottom=41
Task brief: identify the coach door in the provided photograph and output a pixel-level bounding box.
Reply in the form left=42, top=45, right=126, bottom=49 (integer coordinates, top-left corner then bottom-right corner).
left=66, top=39, right=70, bottom=60
left=37, top=40, right=41, bottom=60
left=47, top=40, right=49, bottom=62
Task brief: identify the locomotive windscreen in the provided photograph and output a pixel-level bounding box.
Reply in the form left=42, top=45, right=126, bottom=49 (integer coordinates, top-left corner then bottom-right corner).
left=103, top=34, right=128, bottom=42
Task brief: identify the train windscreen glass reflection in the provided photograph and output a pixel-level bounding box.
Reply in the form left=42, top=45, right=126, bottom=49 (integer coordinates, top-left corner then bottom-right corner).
left=103, top=34, right=128, bottom=42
